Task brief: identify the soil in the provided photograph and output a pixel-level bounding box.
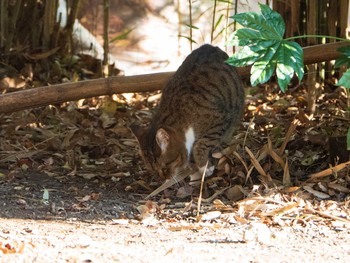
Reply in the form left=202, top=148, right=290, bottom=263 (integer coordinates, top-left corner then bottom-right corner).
left=1, top=218, right=350, bottom=263
left=1, top=171, right=350, bottom=262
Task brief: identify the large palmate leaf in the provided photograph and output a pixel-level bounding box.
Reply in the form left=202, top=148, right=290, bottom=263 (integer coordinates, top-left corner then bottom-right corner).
left=335, top=46, right=350, bottom=68
left=276, top=41, right=304, bottom=92
left=334, top=46, right=350, bottom=89
left=226, top=4, right=304, bottom=92
left=232, top=4, right=285, bottom=40
left=336, top=69, right=350, bottom=89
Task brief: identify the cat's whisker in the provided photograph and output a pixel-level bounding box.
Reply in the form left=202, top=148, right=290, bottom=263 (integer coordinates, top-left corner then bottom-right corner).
left=171, top=168, right=192, bottom=185
left=145, top=168, right=192, bottom=199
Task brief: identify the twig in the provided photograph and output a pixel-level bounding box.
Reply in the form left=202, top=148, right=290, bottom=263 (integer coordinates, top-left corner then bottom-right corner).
left=308, top=160, right=350, bottom=180
left=306, top=207, right=350, bottom=223
left=278, top=118, right=300, bottom=156
left=243, top=116, right=254, bottom=149
left=197, top=160, right=209, bottom=217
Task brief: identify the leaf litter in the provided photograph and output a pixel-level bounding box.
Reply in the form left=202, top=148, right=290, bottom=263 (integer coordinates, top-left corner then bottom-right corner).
left=1, top=60, right=350, bottom=258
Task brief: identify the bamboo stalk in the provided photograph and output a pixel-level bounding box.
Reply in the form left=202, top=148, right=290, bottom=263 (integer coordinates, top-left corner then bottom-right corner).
left=210, top=0, right=217, bottom=44
left=325, top=0, right=338, bottom=80
left=43, top=0, right=56, bottom=50
left=65, top=0, right=80, bottom=53
left=103, top=0, right=110, bottom=76
left=340, top=0, right=349, bottom=38
left=31, top=1, right=40, bottom=50
left=5, top=0, right=22, bottom=54
left=188, top=0, right=193, bottom=51
left=290, top=0, right=300, bottom=37
left=306, top=0, right=317, bottom=113
left=0, top=0, right=7, bottom=49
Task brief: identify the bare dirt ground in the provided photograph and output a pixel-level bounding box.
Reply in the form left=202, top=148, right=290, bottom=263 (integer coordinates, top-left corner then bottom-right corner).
left=1, top=170, right=350, bottom=262
left=1, top=217, right=350, bottom=263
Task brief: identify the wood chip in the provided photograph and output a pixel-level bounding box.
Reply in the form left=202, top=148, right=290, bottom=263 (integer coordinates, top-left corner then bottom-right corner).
left=303, top=185, right=330, bottom=199
left=328, top=183, right=350, bottom=193
left=201, top=211, right=222, bottom=221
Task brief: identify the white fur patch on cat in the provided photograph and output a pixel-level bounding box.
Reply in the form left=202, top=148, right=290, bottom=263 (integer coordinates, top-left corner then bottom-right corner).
left=190, top=165, right=215, bottom=184
left=185, top=127, right=195, bottom=158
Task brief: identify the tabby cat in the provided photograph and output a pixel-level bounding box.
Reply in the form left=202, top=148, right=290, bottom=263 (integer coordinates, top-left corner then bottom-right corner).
left=131, top=44, right=245, bottom=182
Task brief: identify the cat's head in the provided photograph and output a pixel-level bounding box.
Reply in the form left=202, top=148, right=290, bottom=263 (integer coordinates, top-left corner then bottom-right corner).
left=130, top=124, right=188, bottom=178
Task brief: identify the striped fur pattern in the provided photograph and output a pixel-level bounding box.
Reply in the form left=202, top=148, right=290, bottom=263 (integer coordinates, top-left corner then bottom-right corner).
left=131, top=44, right=245, bottom=180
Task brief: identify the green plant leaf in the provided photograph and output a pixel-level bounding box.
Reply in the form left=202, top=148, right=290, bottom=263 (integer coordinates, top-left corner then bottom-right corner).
left=335, top=45, right=350, bottom=68
left=338, top=45, right=350, bottom=56
left=217, top=0, right=232, bottom=3
left=250, top=41, right=280, bottom=85
left=214, top=14, right=224, bottom=32
left=275, top=41, right=304, bottom=92
left=231, top=4, right=284, bottom=40
left=213, top=27, right=226, bottom=41
left=178, top=35, right=197, bottom=44
left=185, top=24, right=199, bottom=30
left=228, top=29, right=264, bottom=46
left=335, top=56, right=350, bottom=68
left=109, top=28, right=134, bottom=43
left=227, top=4, right=304, bottom=91
left=336, top=69, right=350, bottom=89
left=259, top=3, right=285, bottom=37
left=287, top=41, right=304, bottom=80
left=226, top=46, right=263, bottom=67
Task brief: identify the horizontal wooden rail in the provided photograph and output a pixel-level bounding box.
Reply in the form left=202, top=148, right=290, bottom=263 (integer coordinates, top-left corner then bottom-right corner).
left=0, top=41, right=349, bottom=113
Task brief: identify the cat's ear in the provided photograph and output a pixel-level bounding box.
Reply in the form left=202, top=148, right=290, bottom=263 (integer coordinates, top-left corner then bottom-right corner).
left=129, top=124, right=144, bottom=143
left=156, top=128, right=169, bottom=153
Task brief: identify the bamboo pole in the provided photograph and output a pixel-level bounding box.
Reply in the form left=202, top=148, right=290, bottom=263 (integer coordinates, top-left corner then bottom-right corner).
left=290, top=0, right=300, bottom=37
left=103, top=0, right=110, bottom=76
left=0, top=41, right=349, bottom=114
left=306, top=0, right=317, bottom=113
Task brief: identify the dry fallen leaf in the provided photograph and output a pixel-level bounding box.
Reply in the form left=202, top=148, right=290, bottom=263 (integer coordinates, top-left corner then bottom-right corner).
left=328, top=182, right=350, bottom=193
left=262, top=202, right=300, bottom=216
left=303, top=185, right=330, bottom=199
left=0, top=241, right=25, bottom=254
left=225, top=185, right=245, bottom=201
left=201, top=211, right=222, bottom=221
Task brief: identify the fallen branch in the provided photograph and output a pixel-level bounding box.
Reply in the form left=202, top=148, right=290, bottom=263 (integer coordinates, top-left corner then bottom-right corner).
left=308, top=160, right=350, bottom=180
left=0, top=41, right=349, bottom=114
